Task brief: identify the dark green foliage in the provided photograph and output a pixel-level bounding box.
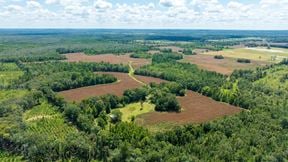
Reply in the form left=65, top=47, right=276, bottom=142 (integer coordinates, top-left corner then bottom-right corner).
left=214, top=55, right=224, bottom=59
left=237, top=58, right=251, bottom=63
left=110, top=110, right=122, bottom=124
left=280, top=73, right=288, bottom=83
left=160, top=48, right=172, bottom=53
left=130, top=52, right=152, bottom=59
left=56, top=48, right=83, bottom=54
left=183, top=48, right=195, bottom=55
left=154, top=92, right=181, bottom=112
left=64, top=104, right=81, bottom=123
left=152, top=53, right=183, bottom=63
left=123, top=87, right=149, bottom=103
left=17, top=62, right=127, bottom=91
left=281, top=119, right=288, bottom=129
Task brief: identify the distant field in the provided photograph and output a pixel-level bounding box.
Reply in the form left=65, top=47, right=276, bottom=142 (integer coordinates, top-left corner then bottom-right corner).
left=64, top=53, right=151, bottom=69
left=59, top=72, right=165, bottom=102
left=181, top=54, right=269, bottom=75
left=138, top=91, right=242, bottom=129
left=23, top=102, right=78, bottom=140
left=205, top=47, right=288, bottom=62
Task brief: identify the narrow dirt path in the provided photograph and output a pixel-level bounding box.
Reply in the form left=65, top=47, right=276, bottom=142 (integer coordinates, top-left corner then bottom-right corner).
left=128, top=61, right=146, bottom=85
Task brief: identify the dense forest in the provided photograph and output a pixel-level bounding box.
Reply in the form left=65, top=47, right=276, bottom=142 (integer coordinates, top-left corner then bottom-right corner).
left=0, top=30, right=288, bottom=161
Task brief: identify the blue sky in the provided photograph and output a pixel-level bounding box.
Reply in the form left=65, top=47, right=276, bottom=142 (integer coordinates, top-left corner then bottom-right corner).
left=0, top=0, right=287, bottom=29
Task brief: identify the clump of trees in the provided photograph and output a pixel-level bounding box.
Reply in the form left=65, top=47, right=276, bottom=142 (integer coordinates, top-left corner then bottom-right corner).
left=130, top=52, right=152, bottom=59
left=152, top=53, right=183, bottom=64
left=183, top=48, right=196, bottom=55
left=160, top=48, right=172, bottom=53
left=152, top=91, right=181, bottom=112
left=214, top=55, right=224, bottom=59
left=237, top=58, right=251, bottom=63
left=56, top=48, right=83, bottom=54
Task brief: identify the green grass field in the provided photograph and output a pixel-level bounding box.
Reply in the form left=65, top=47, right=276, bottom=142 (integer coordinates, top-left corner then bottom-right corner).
left=206, top=47, right=288, bottom=62
left=114, top=102, right=155, bottom=122
left=24, top=102, right=78, bottom=140
left=254, top=65, right=288, bottom=91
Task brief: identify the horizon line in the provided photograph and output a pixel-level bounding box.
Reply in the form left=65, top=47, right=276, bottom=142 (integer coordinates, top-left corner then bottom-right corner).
left=0, top=28, right=287, bottom=31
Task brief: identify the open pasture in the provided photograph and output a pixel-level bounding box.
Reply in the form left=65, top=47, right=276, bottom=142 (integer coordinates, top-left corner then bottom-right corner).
left=181, top=54, right=269, bottom=75
left=205, top=47, right=288, bottom=62
left=114, top=102, right=155, bottom=122
left=64, top=53, right=151, bottom=69
left=138, top=91, right=242, bottom=127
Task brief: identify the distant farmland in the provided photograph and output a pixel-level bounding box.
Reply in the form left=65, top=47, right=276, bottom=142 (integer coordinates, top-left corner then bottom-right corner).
left=181, top=54, right=269, bottom=75
left=64, top=53, right=151, bottom=69
left=206, top=47, right=288, bottom=62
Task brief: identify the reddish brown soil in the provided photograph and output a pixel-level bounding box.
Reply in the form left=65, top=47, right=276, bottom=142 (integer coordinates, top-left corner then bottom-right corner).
left=58, top=72, right=165, bottom=102
left=139, top=91, right=242, bottom=125
left=64, top=53, right=151, bottom=69
left=181, top=54, right=269, bottom=75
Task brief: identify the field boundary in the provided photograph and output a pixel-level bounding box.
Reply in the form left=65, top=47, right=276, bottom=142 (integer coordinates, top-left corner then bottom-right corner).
left=128, top=61, right=146, bottom=85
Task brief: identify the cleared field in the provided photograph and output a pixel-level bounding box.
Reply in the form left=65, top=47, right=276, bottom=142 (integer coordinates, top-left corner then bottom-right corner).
left=205, top=47, right=288, bottom=62
left=64, top=53, right=151, bottom=68
left=181, top=54, right=269, bottom=75
left=138, top=91, right=242, bottom=126
left=24, top=102, right=78, bottom=140
left=59, top=72, right=165, bottom=102
left=114, top=102, right=155, bottom=122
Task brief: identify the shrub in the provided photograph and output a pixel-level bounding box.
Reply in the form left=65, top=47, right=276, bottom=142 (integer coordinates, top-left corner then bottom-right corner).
left=214, top=55, right=224, bottom=59
left=237, top=58, right=251, bottom=63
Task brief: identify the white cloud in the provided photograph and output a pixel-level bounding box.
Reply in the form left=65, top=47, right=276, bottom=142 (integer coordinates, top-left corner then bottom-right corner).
left=159, top=0, right=186, bottom=7
left=45, top=0, right=58, bottom=5
left=27, top=1, right=42, bottom=9
left=94, top=0, right=112, bottom=10
left=0, top=0, right=287, bottom=29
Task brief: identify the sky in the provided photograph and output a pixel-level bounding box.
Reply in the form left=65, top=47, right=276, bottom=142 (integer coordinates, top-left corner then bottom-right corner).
left=0, top=0, right=287, bottom=29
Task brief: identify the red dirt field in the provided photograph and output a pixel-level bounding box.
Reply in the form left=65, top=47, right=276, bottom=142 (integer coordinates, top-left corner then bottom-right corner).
left=181, top=54, right=269, bottom=75
left=58, top=72, right=165, bottom=102
left=138, top=91, right=242, bottom=125
left=64, top=53, right=151, bottom=69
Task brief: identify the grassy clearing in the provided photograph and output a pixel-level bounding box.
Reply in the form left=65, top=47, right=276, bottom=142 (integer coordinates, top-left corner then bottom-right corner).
left=0, top=151, right=24, bottom=162
left=205, top=47, right=288, bottom=62
left=254, top=65, right=288, bottom=91
left=24, top=102, right=78, bottom=140
left=115, top=102, right=155, bottom=122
